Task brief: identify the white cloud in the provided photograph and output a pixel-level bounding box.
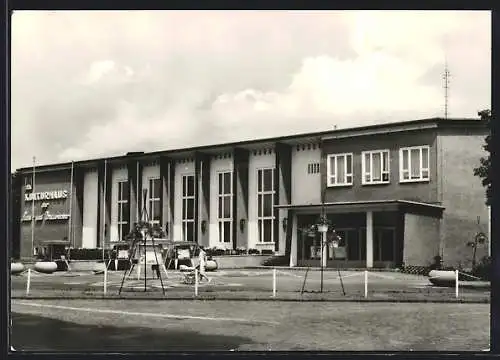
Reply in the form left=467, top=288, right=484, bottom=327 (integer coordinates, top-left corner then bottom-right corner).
left=11, top=10, right=490, bottom=169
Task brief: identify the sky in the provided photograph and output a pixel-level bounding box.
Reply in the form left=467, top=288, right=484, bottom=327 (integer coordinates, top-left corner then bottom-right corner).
left=11, top=10, right=491, bottom=170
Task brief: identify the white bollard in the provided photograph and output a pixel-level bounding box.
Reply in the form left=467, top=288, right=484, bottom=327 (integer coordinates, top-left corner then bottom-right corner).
left=194, top=268, right=199, bottom=297
left=273, top=268, right=277, bottom=297
left=103, top=267, right=107, bottom=295
left=455, top=270, right=459, bottom=299
left=137, top=264, right=141, bottom=280
left=26, top=268, right=31, bottom=296
left=364, top=270, right=368, bottom=298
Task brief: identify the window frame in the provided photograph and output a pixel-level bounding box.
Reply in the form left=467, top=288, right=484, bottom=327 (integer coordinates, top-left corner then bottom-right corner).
left=257, top=167, right=275, bottom=243
left=361, top=149, right=391, bottom=185
left=326, top=153, right=354, bottom=187
left=181, top=173, right=196, bottom=242
left=217, top=170, right=233, bottom=244
left=399, top=145, right=430, bottom=183
left=117, top=180, right=129, bottom=242
left=147, top=177, right=161, bottom=226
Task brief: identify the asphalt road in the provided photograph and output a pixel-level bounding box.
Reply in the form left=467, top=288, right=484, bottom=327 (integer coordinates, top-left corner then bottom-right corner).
left=11, top=299, right=490, bottom=351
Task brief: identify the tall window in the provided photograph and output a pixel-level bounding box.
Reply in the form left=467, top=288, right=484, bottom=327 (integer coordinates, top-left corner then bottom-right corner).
left=117, top=180, right=129, bottom=241
left=362, top=150, right=390, bottom=185
left=148, top=178, right=161, bottom=226
left=257, top=168, right=275, bottom=243
left=218, top=171, right=233, bottom=243
left=182, top=174, right=195, bottom=242
left=399, top=146, right=430, bottom=182
left=327, top=153, right=353, bottom=187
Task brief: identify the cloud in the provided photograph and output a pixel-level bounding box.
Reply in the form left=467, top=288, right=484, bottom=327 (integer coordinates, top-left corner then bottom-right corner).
left=11, top=10, right=490, bottom=170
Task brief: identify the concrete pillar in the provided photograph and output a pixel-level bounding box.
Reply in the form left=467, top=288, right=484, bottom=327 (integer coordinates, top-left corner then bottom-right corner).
left=366, top=211, right=373, bottom=268
left=289, top=212, right=298, bottom=267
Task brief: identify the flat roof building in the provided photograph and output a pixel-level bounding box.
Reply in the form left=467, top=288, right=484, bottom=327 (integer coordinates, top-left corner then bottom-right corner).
left=11, top=117, right=490, bottom=269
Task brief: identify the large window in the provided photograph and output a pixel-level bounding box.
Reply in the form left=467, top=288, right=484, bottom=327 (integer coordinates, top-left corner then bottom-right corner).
left=218, top=171, right=233, bottom=244
left=399, top=146, right=430, bottom=183
left=182, top=174, right=195, bottom=242
left=362, top=150, right=390, bottom=185
left=148, top=178, right=161, bottom=226
left=257, top=168, right=275, bottom=243
left=117, top=180, right=129, bottom=241
left=327, top=153, right=353, bottom=187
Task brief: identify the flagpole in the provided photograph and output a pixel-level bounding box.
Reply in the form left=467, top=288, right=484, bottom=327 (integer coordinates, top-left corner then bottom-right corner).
left=31, top=156, right=36, bottom=259
left=68, top=160, right=74, bottom=248
left=102, top=160, right=107, bottom=262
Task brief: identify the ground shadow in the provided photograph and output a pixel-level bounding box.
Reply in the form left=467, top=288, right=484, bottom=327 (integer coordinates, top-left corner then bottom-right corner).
left=11, top=313, right=254, bottom=352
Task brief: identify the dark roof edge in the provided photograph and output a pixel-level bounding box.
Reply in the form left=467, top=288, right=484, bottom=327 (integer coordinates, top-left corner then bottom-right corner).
left=274, top=199, right=445, bottom=210
left=15, top=117, right=484, bottom=173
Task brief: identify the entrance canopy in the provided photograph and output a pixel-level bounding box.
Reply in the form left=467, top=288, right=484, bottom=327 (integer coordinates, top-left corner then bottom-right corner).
left=275, top=199, right=444, bottom=218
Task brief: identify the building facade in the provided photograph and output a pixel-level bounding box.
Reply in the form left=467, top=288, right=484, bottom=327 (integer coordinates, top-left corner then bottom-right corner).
left=12, top=118, right=490, bottom=268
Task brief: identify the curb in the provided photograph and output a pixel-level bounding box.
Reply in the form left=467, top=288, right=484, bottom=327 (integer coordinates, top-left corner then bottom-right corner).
left=11, top=295, right=490, bottom=304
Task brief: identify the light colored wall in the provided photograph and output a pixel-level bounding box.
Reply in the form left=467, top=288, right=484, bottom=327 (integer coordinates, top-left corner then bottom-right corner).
left=110, top=166, right=127, bottom=243
left=439, top=131, right=490, bottom=268
left=247, top=149, right=275, bottom=251
left=209, top=156, right=234, bottom=249
left=403, top=213, right=440, bottom=267
left=174, top=160, right=195, bottom=241
left=82, top=169, right=98, bottom=248
left=291, top=145, right=321, bottom=205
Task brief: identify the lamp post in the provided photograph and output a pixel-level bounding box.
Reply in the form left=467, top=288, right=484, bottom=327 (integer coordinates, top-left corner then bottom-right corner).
left=317, top=223, right=328, bottom=293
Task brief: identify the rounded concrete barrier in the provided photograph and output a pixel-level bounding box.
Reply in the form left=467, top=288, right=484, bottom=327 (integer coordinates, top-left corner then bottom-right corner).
left=206, top=259, right=218, bottom=272
left=428, top=270, right=456, bottom=287
left=34, top=261, right=58, bottom=274
left=11, top=262, right=24, bottom=275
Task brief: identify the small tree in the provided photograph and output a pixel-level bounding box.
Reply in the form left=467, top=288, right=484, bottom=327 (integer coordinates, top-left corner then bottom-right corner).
left=473, top=109, right=492, bottom=205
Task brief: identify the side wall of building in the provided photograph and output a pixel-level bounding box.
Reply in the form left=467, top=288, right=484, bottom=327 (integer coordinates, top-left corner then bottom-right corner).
left=403, top=213, right=440, bottom=267
left=438, top=128, right=490, bottom=268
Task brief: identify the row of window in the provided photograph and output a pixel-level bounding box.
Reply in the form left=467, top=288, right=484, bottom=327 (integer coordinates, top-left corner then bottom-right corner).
left=327, top=145, right=430, bottom=187
left=115, top=168, right=277, bottom=244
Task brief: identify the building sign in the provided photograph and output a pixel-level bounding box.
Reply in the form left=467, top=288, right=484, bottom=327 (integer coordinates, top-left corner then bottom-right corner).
left=25, top=190, right=69, bottom=202
left=21, top=214, right=70, bottom=222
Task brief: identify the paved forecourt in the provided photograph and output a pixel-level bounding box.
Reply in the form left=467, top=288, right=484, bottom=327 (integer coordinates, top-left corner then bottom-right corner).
left=10, top=268, right=491, bottom=302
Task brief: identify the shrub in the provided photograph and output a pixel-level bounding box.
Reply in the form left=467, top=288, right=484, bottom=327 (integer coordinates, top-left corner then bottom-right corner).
left=248, top=248, right=260, bottom=255
left=261, top=255, right=289, bottom=266
left=472, top=256, right=491, bottom=281
left=68, top=248, right=113, bottom=261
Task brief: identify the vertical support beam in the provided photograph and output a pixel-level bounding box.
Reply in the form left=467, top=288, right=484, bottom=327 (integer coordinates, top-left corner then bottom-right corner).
left=366, top=211, right=374, bottom=268
left=195, top=152, right=211, bottom=247
left=127, top=158, right=143, bottom=228
left=289, top=211, right=298, bottom=267
left=275, top=142, right=292, bottom=255
left=233, top=148, right=250, bottom=250
left=169, top=160, right=176, bottom=240
left=97, top=161, right=112, bottom=248
left=160, top=156, right=174, bottom=239
left=97, top=162, right=103, bottom=247
left=71, top=166, right=85, bottom=249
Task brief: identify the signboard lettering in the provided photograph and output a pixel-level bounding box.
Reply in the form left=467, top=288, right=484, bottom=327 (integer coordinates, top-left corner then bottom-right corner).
left=25, top=190, right=69, bottom=202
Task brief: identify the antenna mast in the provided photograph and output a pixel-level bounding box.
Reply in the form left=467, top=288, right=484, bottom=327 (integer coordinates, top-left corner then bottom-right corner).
left=442, top=59, right=451, bottom=119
